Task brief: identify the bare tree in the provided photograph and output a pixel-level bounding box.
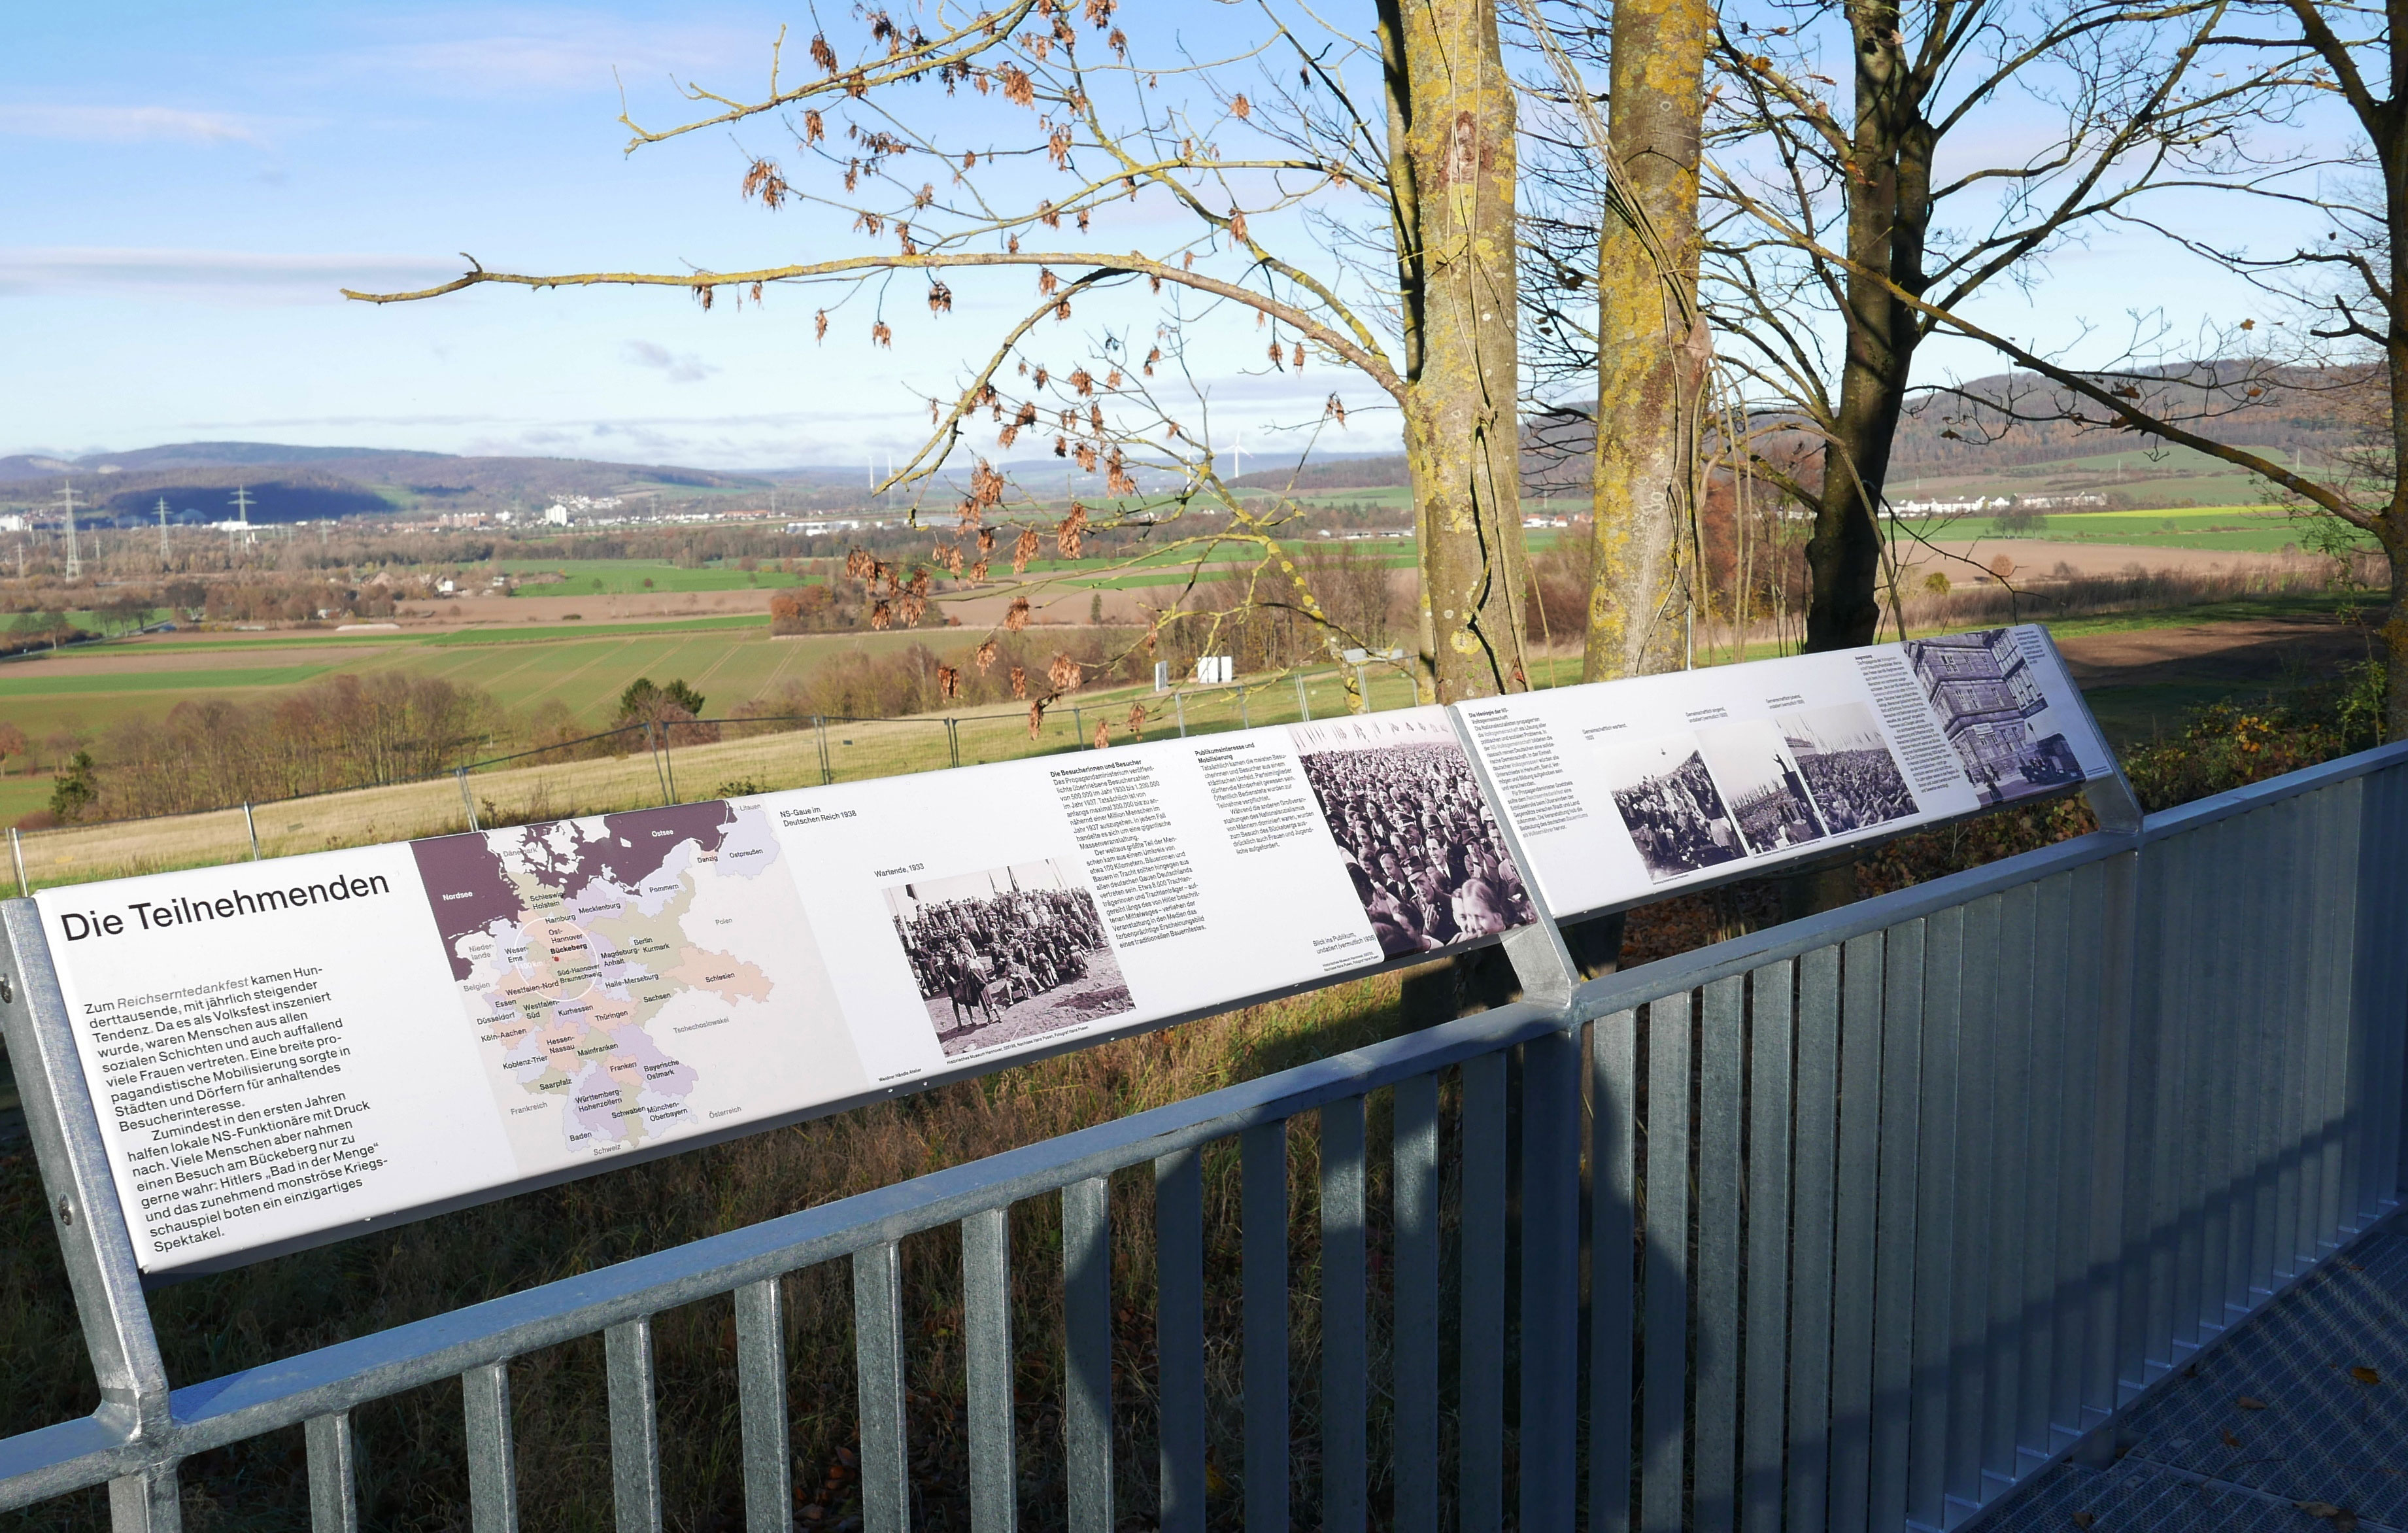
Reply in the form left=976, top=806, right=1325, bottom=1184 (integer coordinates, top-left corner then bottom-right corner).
left=1693, top=0, right=2298, bottom=649
left=348, top=0, right=1541, bottom=704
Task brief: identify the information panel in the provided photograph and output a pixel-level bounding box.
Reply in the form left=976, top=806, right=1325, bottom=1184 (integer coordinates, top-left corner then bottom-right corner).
left=36, top=706, right=1533, bottom=1275
left=1455, top=625, right=2112, bottom=919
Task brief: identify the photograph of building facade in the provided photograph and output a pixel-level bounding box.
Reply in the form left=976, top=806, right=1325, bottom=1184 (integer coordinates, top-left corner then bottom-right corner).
left=1905, top=629, right=2082, bottom=804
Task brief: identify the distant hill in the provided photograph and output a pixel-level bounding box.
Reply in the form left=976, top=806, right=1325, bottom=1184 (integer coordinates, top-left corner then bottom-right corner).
left=0, top=442, right=796, bottom=525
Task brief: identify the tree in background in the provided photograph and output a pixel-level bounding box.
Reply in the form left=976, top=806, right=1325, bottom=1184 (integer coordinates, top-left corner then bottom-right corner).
left=1704, top=0, right=2300, bottom=651
left=347, top=0, right=1539, bottom=704
left=0, top=721, right=26, bottom=776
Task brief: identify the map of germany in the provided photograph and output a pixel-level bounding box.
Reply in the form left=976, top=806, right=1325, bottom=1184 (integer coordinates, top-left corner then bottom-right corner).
left=411, top=801, right=821, bottom=1171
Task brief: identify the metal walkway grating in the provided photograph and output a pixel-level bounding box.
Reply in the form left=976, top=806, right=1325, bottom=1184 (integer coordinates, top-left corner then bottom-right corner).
left=1979, top=1213, right=2408, bottom=1533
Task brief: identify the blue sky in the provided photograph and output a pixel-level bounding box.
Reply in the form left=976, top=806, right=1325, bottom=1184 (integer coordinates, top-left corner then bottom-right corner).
left=2, top=2, right=2328, bottom=470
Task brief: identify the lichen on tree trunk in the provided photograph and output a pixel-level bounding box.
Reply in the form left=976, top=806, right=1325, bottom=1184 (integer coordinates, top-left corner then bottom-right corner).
left=1379, top=0, right=1535, bottom=704
left=1586, top=0, right=1712, bottom=682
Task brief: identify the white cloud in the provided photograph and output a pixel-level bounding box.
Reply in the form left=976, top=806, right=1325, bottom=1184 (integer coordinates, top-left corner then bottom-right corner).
left=622, top=339, right=718, bottom=383
left=0, top=104, right=275, bottom=148
left=0, top=247, right=464, bottom=302
left=335, top=9, right=768, bottom=97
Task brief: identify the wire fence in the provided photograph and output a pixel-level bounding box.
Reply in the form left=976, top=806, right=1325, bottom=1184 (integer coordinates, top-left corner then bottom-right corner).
left=3, top=663, right=1427, bottom=893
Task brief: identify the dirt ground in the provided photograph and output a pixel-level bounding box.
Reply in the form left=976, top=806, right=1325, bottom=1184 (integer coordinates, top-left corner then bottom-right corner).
left=1902, top=538, right=2329, bottom=582
left=2053, top=612, right=2376, bottom=746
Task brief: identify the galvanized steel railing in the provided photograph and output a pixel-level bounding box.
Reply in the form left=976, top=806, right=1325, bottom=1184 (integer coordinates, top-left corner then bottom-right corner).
left=2, top=741, right=2404, bottom=1532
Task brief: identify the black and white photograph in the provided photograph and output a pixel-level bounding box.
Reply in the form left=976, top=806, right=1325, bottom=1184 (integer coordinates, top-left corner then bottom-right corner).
left=1904, top=629, right=2082, bottom=806
left=1599, top=734, right=1748, bottom=882
left=1775, top=704, right=1919, bottom=831
left=1291, top=714, right=1535, bottom=958
left=886, top=859, right=1132, bottom=1058
left=1698, top=719, right=1829, bottom=856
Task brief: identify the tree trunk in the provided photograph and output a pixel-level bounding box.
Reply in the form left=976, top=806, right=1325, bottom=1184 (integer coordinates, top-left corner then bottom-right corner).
left=1380, top=0, right=1535, bottom=703
left=1586, top=0, right=1712, bottom=681
left=1803, top=0, right=1933, bottom=654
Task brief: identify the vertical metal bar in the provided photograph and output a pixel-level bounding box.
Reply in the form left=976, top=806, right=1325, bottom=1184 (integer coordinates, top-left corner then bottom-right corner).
left=964, top=1209, right=1018, bottom=1533
left=464, top=1362, right=519, bottom=1533
left=1788, top=945, right=1842, bottom=1533
left=1175, top=692, right=1187, bottom=737
left=107, top=1467, right=180, bottom=1533
left=2221, top=812, right=2271, bottom=1309
left=458, top=767, right=482, bottom=831
left=1393, top=1075, right=1442, bottom=1533
left=1459, top=1050, right=1508, bottom=1533
left=1321, top=1096, right=1368, bottom=1533
left=1520, top=1029, right=1583, bottom=1530
left=2160, top=821, right=2212, bottom=1360
left=605, top=1317, right=663, bottom=1533
left=735, top=1281, right=792, bottom=1533
left=1155, top=1152, right=1205, bottom=1533
left=1742, top=967, right=1795, bottom=1533
left=1242, top=1119, right=1289, bottom=1533
left=1063, top=1177, right=1113, bottom=1533
left=306, top=1412, right=358, bottom=1533
left=2089, top=846, right=2145, bottom=1420
left=10, top=825, right=27, bottom=895
left=1591, top=1013, right=1639, bottom=1533
left=1944, top=896, right=2000, bottom=1513
left=2301, top=785, right=2360, bottom=1243
left=244, top=801, right=260, bottom=859
left=1641, top=996, right=1692, bottom=1533
left=1827, top=932, right=1885, bottom=1533
left=1693, top=978, right=1745, bottom=1533
left=2050, top=865, right=2104, bottom=1445
left=1869, top=920, right=1924, bottom=1528
left=1984, top=887, right=2034, bottom=1490
left=1295, top=672, right=1310, bottom=721
left=2214, top=810, right=2262, bottom=1305
left=2019, top=876, right=2072, bottom=1464
left=2263, top=800, right=2308, bottom=1285
left=1907, top=906, right=1963, bottom=1528
left=855, top=1241, right=910, bottom=1533
left=0, top=905, right=171, bottom=1436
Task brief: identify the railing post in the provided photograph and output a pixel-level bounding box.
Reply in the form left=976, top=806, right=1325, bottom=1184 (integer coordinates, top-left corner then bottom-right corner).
left=11, top=825, right=27, bottom=895
left=1295, top=672, right=1310, bottom=721
left=1518, top=1027, right=1581, bottom=1528
left=0, top=904, right=178, bottom=1530
left=458, top=766, right=481, bottom=831
left=1174, top=691, right=1186, bottom=738
left=947, top=716, right=961, bottom=770
left=1063, top=1177, right=1113, bottom=1533
left=855, top=1241, right=911, bottom=1533
left=734, top=1280, right=792, bottom=1533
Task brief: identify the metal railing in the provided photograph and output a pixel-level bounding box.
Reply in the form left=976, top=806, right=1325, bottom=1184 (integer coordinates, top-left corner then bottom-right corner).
left=1, top=742, right=2403, bottom=1531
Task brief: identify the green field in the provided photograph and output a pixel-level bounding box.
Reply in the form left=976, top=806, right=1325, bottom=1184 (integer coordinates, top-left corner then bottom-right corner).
left=0, top=623, right=962, bottom=743
left=1907, top=504, right=2372, bottom=557
left=492, top=559, right=806, bottom=595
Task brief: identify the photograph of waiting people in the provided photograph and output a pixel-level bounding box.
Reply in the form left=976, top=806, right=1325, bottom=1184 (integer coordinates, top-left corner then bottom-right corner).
left=1904, top=629, right=2082, bottom=805
left=1774, top=704, right=1918, bottom=831
left=1291, top=714, right=1533, bottom=958
left=887, top=859, right=1130, bottom=1057
left=1600, top=732, right=1746, bottom=882
left=1699, top=719, right=1829, bottom=855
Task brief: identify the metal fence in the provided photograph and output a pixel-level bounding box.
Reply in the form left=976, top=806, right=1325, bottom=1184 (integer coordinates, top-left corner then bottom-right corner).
left=1, top=740, right=2403, bottom=1531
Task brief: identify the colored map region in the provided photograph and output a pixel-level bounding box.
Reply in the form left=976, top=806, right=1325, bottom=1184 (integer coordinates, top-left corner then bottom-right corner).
left=411, top=801, right=805, bottom=1169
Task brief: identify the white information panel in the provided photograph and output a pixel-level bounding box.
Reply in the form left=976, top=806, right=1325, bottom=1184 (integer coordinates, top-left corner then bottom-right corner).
left=1455, top=625, right=2112, bottom=919
left=35, top=707, right=1535, bottom=1275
